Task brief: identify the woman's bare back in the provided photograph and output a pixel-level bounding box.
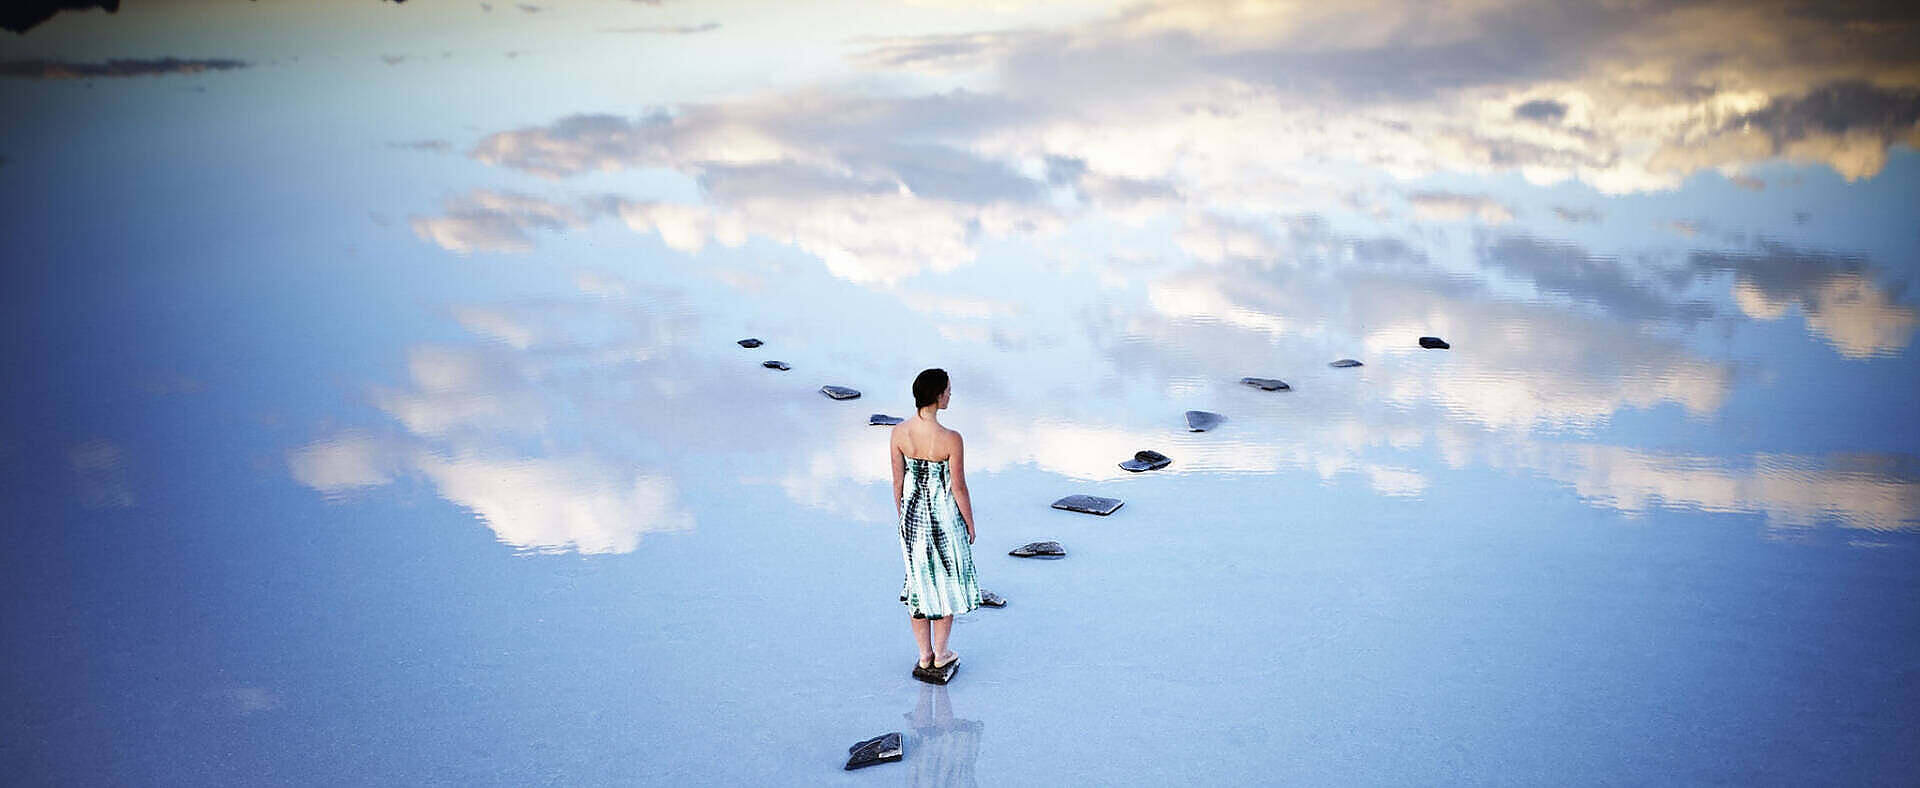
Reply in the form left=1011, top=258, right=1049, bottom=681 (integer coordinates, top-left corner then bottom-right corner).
left=894, top=417, right=957, bottom=462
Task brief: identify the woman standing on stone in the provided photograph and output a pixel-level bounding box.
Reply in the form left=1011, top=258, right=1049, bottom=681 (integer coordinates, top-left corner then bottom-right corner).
left=891, top=368, right=982, bottom=675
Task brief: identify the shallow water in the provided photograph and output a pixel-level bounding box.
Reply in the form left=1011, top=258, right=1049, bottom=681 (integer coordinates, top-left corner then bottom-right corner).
left=3, top=1, right=1918, bottom=784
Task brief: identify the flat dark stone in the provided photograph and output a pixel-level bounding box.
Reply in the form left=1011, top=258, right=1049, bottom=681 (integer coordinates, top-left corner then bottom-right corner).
left=1329, top=359, right=1363, bottom=368
left=1052, top=494, right=1123, bottom=515
left=737, top=338, right=763, bottom=348
left=1009, top=540, right=1067, bottom=558
left=1418, top=336, right=1450, bottom=349
left=980, top=590, right=1006, bottom=607
left=762, top=360, right=790, bottom=370
left=820, top=385, right=862, bottom=400
left=869, top=414, right=903, bottom=426
left=1240, top=377, right=1290, bottom=391
left=845, top=732, right=903, bottom=770
left=1119, top=450, right=1171, bottom=472
left=1185, top=410, right=1223, bottom=432
left=912, top=660, right=958, bottom=685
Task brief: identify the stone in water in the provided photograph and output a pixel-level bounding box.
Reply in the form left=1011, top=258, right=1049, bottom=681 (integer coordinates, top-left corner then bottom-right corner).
left=1052, top=494, right=1123, bottom=515
left=820, top=385, right=861, bottom=400
left=869, top=414, right=903, bottom=426
left=1010, top=540, right=1067, bottom=558
left=737, top=338, right=763, bottom=348
left=1418, top=336, right=1450, bottom=349
left=762, top=360, right=790, bottom=370
left=845, top=732, right=903, bottom=770
left=1185, top=410, right=1223, bottom=432
left=1118, top=450, right=1171, bottom=472
left=913, top=660, right=958, bottom=685
left=980, top=590, right=1007, bottom=607
left=1329, top=359, right=1363, bottom=368
left=1240, top=377, right=1290, bottom=391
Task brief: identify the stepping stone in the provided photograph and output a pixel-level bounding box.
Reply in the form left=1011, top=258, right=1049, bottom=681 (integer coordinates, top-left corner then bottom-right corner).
left=1009, top=540, right=1067, bottom=558
left=1418, top=336, right=1450, bottom=349
left=737, top=338, right=763, bottom=348
left=820, top=385, right=862, bottom=400
left=1119, top=450, right=1171, bottom=472
left=1240, top=377, right=1290, bottom=391
left=1329, top=359, right=1363, bottom=368
left=762, top=360, right=790, bottom=370
left=1052, top=494, right=1124, bottom=515
left=980, top=590, right=1006, bottom=608
left=845, top=732, right=903, bottom=770
left=869, top=414, right=904, bottom=426
left=1185, top=410, right=1223, bottom=432
left=913, top=660, right=958, bottom=686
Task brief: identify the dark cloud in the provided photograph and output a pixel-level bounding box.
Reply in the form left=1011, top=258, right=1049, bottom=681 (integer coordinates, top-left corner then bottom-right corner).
left=1737, top=80, right=1920, bottom=144
left=1513, top=99, right=1568, bottom=123
left=0, top=57, right=248, bottom=79
left=603, top=22, right=719, bottom=34
left=1553, top=206, right=1601, bottom=223
left=390, top=139, right=453, bottom=153
left=2, top=0, right=116, bottom=34
left=1480, top=235, right=1711, bottom=323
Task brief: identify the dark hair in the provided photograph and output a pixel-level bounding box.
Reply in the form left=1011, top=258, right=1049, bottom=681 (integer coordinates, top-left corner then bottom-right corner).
left=912, top=368, right=949, bottom=408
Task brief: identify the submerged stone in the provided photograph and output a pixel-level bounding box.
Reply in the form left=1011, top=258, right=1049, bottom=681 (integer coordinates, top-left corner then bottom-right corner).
left=1329, top=359, right=1363, bottom=368
left=1119, top=450, right=1171, bottom=472
left=869, top=414, right=904, bottom=426
left=1240, top=377, right=1290, bottom=391
left=1418, top=336, right=1450, bottom=349
left=980, top=590, right=1007, bottom=608
left=1052, top=494, right=1124, bottom=515
left=1009, top=540, right=1067, bottom=558
left=737, top=338, right=763, bottom=348
left=1185, top=410, right=1223, bottom=432
left=845, top=732, right=903, bottom=770
left=820, top=385, right=862, bottom=400
left=762, top=360, right=790, bottom=370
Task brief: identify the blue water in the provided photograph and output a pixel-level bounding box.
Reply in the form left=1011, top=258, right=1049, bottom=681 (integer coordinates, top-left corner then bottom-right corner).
left=4, top=1, right=1918, bottom=784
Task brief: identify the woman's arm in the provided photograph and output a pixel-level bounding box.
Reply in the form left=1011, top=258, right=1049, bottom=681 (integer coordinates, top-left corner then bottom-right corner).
left=890, top=430, right=906, bottom=520
left=949, top=432, right=976, bottom=544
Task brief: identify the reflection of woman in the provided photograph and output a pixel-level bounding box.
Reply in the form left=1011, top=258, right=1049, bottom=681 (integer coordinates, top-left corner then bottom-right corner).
left=905, top=682, right=983, bottom=788
left=891, top=368, right=982, bottom=673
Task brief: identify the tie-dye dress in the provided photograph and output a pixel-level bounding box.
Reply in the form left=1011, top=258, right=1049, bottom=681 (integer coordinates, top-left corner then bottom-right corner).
left=898, top=456, right=981, bottom=619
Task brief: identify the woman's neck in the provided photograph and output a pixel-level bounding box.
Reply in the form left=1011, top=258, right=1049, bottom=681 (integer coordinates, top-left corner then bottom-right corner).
left=917, top=406, right=940, bottom=424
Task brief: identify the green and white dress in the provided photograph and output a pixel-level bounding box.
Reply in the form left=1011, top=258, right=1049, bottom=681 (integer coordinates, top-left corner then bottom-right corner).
left=899, top=456, right=981, bottom=620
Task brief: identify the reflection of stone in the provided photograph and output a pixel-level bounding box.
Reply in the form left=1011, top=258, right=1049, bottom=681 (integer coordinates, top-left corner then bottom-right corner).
left=1240, top=377, right=1290, bottom=391
left=762, top=360, right=790, bottom=370
left=1329, top=359, right=1363, bottom=368
left=821, top=385, right=862, bottom=400
left=1419, top=336, right=1450, bottom=349
left=1119, top=450, right=1171, bottom=472
left=870, top=414, right=904, bottom=425
left=1185, top=410, right=1223, bottom=431
left=844, top=732, right=903, bottom=770
left=905, top=683, right=982, bottom=788
left=1009, top=540, right=1066, bottom=557
left=1052, top=494, right=1122, bottom=515
left=737, top=338, right=762, bottom=348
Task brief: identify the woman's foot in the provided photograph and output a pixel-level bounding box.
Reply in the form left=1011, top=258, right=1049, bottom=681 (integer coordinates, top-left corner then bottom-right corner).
left=931, top=650, right=958, bottom=669
left=916, top=652, right=934, bottom=670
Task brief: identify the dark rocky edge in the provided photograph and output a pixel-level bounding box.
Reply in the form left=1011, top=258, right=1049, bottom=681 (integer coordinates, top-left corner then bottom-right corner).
left=1119, top=450, right=1171, bottom=472
left=845, top=732, right=903, bottom=769
left=1419, top=336, right=1450, bottom=349
left=1051, top=494, right=1123, bottom=515
left=1009, top=540, right=1067, bottom=558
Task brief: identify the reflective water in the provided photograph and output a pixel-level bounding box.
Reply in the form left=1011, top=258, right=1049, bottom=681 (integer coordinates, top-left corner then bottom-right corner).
left=3, top=1, right=1917, bottom=784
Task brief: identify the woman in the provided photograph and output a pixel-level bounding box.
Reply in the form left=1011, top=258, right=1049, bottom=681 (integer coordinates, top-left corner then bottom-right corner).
left=891, top=368, right=982, bottom=674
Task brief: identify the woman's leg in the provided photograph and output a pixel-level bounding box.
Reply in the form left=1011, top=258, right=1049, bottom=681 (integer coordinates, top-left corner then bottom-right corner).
left=911, top=616, right=934, bottom=664
left=931, top=617, right=954, bottom=661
